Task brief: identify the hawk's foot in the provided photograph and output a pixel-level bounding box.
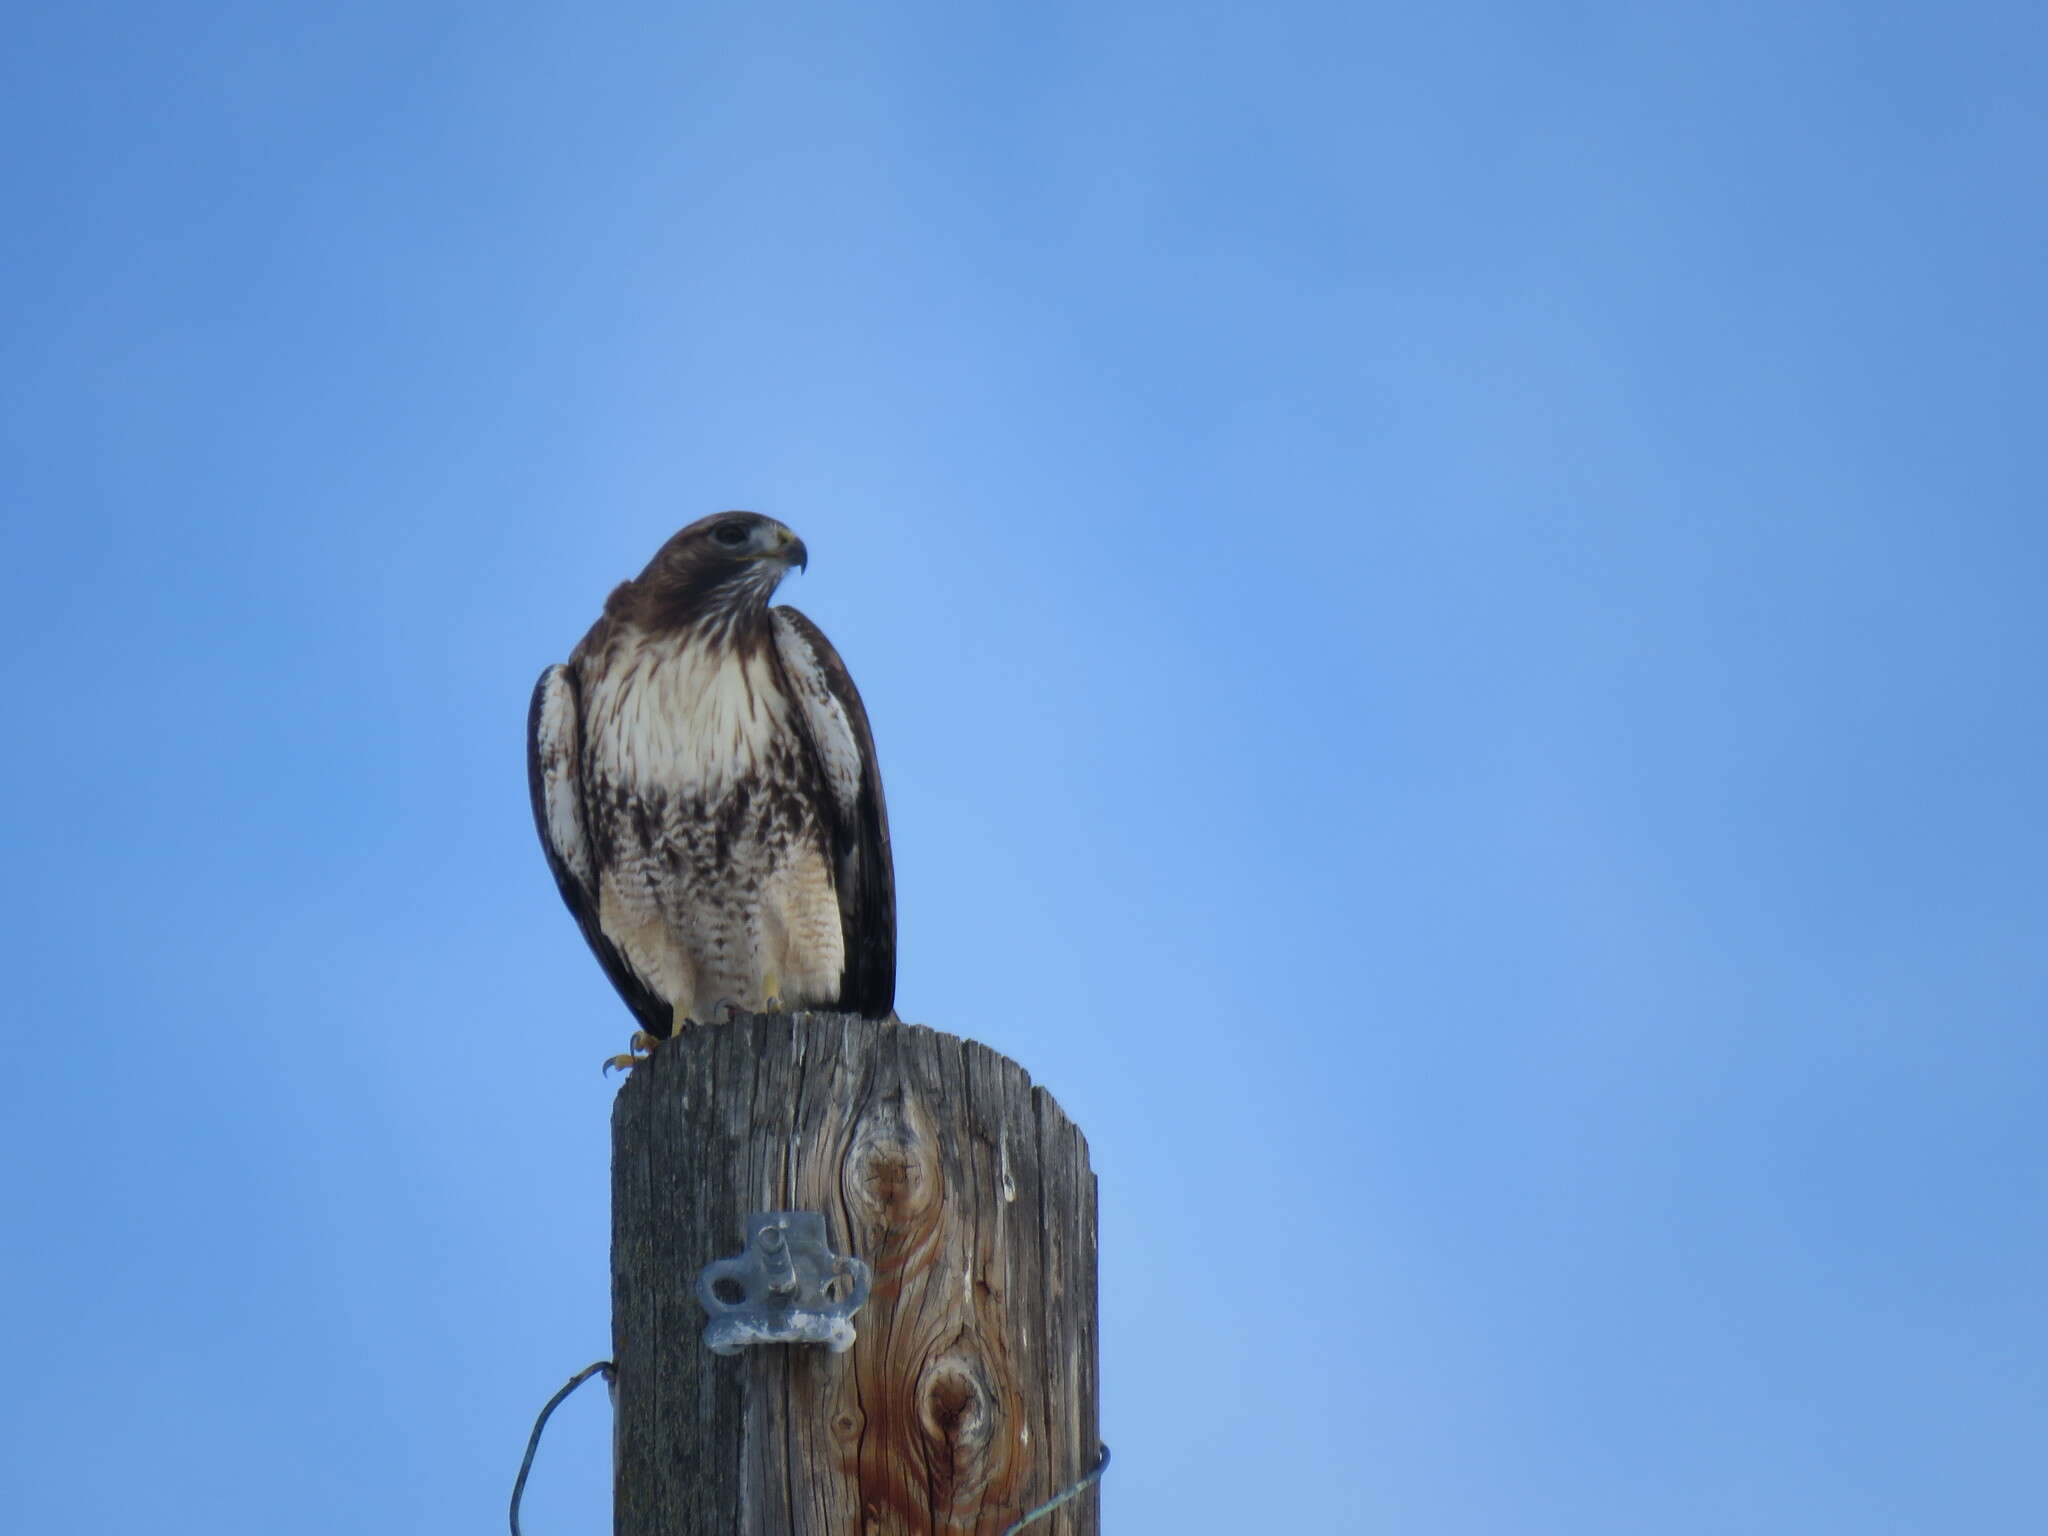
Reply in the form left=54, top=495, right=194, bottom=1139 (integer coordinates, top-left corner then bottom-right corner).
left=602, top=1029, right=661, bottom=1075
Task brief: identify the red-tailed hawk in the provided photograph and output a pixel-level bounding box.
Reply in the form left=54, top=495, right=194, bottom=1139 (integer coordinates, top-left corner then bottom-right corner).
left=527, top=512, right=895, bottom=1068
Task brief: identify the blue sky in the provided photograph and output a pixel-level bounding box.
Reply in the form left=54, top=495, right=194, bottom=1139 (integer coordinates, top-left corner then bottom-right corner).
left=4, top=3, right=2044, bottom=1531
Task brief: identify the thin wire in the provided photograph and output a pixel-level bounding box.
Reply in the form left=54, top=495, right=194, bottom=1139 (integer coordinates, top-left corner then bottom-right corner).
left=510, top=1360, right=614, bottom=1536
left=1000, top=1443, right=1110, bottom=1536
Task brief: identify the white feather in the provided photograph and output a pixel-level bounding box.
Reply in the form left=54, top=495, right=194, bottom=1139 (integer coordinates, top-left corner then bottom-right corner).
left=534, top=665, right=594, bottom=893
left=771, top=609, right=864, bottom=818
left=585, top=628, right=795, bottom=797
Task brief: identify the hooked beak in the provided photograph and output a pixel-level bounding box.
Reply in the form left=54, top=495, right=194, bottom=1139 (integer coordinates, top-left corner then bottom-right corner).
left=777, top=531, right=809, bottom=573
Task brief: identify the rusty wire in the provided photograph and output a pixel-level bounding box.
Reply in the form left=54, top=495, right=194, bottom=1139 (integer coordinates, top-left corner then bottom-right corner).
left=509, top=1360, right=614, bottom=1536
left=1000, top=1443, right=1111, bottom=1536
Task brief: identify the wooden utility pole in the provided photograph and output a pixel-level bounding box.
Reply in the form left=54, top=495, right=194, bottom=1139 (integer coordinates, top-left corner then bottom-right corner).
left=612, top=1011, right=1100, bottom=1536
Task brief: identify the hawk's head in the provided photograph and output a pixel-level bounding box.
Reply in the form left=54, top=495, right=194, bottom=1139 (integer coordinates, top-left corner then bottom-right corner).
left=633, top=511, right=809, bottom=637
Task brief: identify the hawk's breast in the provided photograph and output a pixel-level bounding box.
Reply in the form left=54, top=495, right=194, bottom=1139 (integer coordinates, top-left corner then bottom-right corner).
left=576, top=625, right=841, bottom=1019
left=587, top=629, right=795, bottom=796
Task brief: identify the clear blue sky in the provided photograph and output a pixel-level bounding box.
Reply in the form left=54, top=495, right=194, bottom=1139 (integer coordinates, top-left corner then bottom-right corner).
left=4, top=4, right=2043, bottom=1531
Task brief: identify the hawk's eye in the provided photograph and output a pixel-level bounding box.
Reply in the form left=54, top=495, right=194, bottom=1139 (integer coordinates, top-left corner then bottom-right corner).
left=712, top=521, right=750, bottom=548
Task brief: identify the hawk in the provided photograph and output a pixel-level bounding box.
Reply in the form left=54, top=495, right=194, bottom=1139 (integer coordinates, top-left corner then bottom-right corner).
left=527, top=512, right=895, bottom=1068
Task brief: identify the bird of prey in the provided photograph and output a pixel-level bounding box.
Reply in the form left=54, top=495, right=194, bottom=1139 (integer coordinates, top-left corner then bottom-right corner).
left=527, top=512, right=895, bottom=1069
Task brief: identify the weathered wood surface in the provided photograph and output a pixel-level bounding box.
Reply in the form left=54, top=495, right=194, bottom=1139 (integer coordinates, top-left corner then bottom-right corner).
left=612, top=1012, right=1099, bottom=1536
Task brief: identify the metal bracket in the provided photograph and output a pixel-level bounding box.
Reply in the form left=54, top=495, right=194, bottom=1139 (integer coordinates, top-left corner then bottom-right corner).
left=695, top=1211, right=872, bottom=1356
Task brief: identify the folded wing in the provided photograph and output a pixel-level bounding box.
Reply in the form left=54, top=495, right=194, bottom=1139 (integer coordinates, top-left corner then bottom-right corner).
left=526, top=664, right=674, bottom=1037
left=770, top=608, right=897, bottom=1018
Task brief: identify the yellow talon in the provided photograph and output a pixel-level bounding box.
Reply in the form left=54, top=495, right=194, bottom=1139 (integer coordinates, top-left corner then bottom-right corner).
left=602, top=1029, right=661, bottom=1075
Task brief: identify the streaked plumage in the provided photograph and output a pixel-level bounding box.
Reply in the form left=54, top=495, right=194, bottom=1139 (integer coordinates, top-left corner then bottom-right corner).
left=527, top=512, right=894, bottom=1059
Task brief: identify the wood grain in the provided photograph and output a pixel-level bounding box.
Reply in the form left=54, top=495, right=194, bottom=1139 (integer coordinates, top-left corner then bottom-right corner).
left=612, top=1012, right=1098, bottom=1536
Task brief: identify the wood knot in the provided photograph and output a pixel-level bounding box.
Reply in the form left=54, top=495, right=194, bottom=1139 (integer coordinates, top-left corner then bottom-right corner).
left=844, top=1088, right=940, bottom=1230
left=917, top=1351, right=996, bottom=1460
